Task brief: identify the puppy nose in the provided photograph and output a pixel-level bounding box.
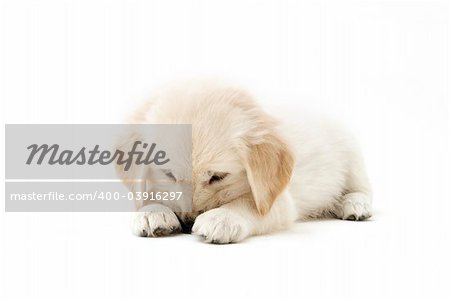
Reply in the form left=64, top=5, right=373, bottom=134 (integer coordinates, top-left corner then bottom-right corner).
left=180, top=218, right=195, bottom=234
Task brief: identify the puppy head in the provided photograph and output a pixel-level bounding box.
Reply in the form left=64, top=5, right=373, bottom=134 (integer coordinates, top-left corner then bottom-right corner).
left=187, top=115, right=294, bottom=221
left=118, top=80, right=295, bottom=222
left=184, top=83, right=295, bottom=219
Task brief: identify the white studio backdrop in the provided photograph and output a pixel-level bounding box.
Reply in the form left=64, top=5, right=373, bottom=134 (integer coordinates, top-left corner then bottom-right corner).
left=1, top=1, right=449, bottom=299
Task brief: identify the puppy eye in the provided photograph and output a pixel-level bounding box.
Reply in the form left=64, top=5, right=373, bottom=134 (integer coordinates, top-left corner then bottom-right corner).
left=208, top=172, right=228, bottom=184
left=162, top=170, right=177, bottom=182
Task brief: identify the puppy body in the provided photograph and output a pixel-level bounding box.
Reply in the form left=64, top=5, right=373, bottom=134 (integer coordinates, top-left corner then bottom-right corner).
left=285, top=119, right=372, bottom=220
left=122, top=80, right=372, bottom=243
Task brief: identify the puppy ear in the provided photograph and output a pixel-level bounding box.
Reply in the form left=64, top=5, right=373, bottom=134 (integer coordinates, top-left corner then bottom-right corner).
left=244, top=132, right=295, bottom=216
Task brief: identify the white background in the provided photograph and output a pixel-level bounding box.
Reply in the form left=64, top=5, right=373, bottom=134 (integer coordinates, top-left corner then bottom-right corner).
left=1, top=0, right=449, bottom=298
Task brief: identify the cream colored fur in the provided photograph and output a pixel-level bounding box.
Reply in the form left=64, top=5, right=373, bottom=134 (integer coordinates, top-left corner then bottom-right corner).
left=120, top=79, right=372, bottom=243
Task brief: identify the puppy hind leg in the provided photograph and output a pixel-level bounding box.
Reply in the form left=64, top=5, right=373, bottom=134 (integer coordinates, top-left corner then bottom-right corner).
left=335, top=153, right=373, bottom=221
left=340, top=192, right=372, bottom=221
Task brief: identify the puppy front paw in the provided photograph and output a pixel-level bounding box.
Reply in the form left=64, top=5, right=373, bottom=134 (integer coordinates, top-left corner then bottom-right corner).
left=192, top=209, right=250, bottom=244
left=132, top=205, right=181, bottom=237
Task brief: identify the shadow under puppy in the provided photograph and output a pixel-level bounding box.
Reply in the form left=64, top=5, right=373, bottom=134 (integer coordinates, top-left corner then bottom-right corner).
left=116, top=79, right=372, bottom=244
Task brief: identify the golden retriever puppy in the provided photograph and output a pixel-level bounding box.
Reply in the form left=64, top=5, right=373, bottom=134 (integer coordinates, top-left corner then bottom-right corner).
left=118, top=79, right=372, bottom=243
